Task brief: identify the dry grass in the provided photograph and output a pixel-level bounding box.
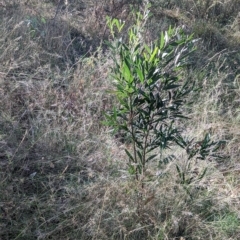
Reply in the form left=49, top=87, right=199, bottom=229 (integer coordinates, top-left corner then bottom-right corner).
left=0, top=0, right=239, bottom=239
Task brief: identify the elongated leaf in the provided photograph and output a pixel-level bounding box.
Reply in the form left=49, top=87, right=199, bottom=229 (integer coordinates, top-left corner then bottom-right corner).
left=149, top=46, right=159, bottom=63
left=137, top=150, right=142, bottom=162
left=163, top=84, right=180, bottom=90
left=160, top=31, right=165, bottom=49
left=144, top=44, right=152, bottom=55
left=124, top=56, right=133, bottom=71
left=161, top=154, right=176, bottom=164
left=155, top=93, right=164, bottom=108
left=176, top=164, right=182, bottom=178
left=198, top=168, right=207, bottom=180
left=146, top=145, right=159, bottom=153
left=125, top=149, right=135, bottom=162
left=135, top=140, right=143, bottom=149
left=152, top=116, right=168, bottom=124
left=133, top=97, right=145, bottom=106
left=137, top=108, right=149, bottom=117
left=174, top=136, right=187, bottom=149
left=163, top=50, right=175, bottom=65
left=134, top=43, right=141, bottom=53
left=146, top=154, right=157, bottom=162
left=172, top=114, right=189, bottom=119
left=164, top=31, right=169, bottom=44
left=136, top=67, right=144, bottom=83
left=122, top=61, right=133, bottom=83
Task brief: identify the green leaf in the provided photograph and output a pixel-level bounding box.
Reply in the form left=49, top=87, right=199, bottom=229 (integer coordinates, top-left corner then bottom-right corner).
left=176, top=164, right=182, bottom=178
left=136, top=67, right=144, bottom=82
left=163, top=84, right=180, bottom=90
left=146, top=144, right=159, bottom=153
left=144, top=44, right=152, bottom=55
left=137, top=150, right=142, bottom=162
left=133, top=96, right=145, bottom=106
left=134, top=43, right=141, bottom=53
left=160, top=31, right=165, bottom=49
left=137, top=108, right=150, bottom=117
left=149, top=46, right=159, bottom=63
left=105, top=13, right=201, bottom=180
left=161, top=155, right=176, bottom=164
left=146, top=154, right=157, bottom=162
left=198, top=168, right=207, bottom=180
left=135, top=140, right=143, bottom=149
left=122, top=62, right=133, bottom=83
left=125, top=149, right=135, bottom=162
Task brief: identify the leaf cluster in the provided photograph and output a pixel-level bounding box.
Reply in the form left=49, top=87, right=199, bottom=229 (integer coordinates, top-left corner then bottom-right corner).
left=104, top=7, right=220, bottom=181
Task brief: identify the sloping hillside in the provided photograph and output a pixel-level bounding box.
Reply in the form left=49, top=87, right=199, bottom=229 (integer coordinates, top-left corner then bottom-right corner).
left=0, top=1, right=239, bottom=239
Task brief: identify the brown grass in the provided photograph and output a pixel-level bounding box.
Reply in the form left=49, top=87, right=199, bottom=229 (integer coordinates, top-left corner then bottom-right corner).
left=0, top=0, right=239, bottom=239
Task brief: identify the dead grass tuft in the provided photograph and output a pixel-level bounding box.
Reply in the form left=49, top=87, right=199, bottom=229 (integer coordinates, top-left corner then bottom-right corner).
left=0, top=0, right=239, bottom=239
